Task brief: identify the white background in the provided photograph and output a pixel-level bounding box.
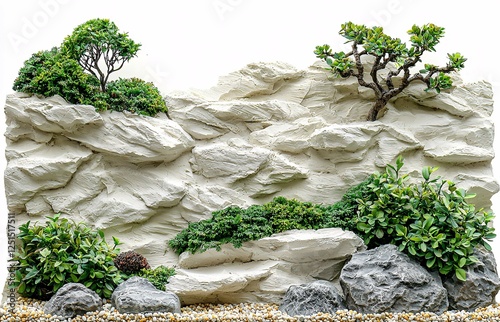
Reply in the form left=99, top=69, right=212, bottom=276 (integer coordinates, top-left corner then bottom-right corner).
left=1, top=0, right=499, bottom=296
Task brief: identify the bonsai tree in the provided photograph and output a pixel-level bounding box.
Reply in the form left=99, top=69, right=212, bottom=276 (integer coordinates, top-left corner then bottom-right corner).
left=61, top=18, right=141, bottom=92
left=314, top=22, right=466, bottom=121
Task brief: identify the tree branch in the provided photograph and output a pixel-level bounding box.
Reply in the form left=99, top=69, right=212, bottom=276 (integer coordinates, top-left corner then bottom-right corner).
left=370, top=55, right=384, bottom=94
left=351, top=43, right=382, bottom=97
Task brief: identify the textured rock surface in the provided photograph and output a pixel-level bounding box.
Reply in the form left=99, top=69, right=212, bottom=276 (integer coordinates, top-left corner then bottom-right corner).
left=443, top=246, right=500, bottom=311
left=168, top=228, right=365, bottom=304
left=4, top=60, right=498, bottom=275
left=340, top=244, right=449, bottom=314
left=43, top=283, right=102, bottom=318
left=178, top=228, right=365, bottom=269
left=279, top=280, right=346, bottom=316
left=111, top=277, right=180, bottom=314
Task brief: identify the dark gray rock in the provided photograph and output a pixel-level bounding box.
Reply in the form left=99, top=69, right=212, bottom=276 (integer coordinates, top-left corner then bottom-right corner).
left=443, top=245, right=500, bottom=311
left=43, top=283, right=103, bottom=318
left=340, top=244, right=448, bottom=314
left=279, top=280, right=346, bottom=316
left=111, top=276, right=181, bottom=314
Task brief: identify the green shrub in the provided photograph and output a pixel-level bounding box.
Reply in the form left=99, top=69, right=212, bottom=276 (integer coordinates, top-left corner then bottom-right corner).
left=354, top=156, right=496, bottom=281
left=12, top=47, right=100, bottom=104
left=10, top=213, right=125, bottom=300
left=102, top=78, right=168, bottom=116
left=113, top=250, right=150, bottom=274
left=169, top=205, right=273, bottom=255
left=321, top=177, right=375, bottom=232
left=136, top=265, right=176, bottom=291
left=265, top=197, right=327, bottom=232
left=169, top=196, right=360, bottom=255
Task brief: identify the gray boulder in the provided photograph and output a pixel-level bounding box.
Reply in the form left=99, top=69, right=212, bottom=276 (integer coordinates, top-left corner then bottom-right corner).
left=279, top=280, right=346, bottom=316
left=44, top=283, right=103, bottom=318
left=111, top=276, right=181, bottom=314
left=443, top=245, right=500, bottom=311
left=340, top=244, right=448, bottom=314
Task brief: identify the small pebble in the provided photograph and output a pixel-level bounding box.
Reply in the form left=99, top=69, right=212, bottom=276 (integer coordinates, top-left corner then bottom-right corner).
left=2, top=298, right=500, bottom=321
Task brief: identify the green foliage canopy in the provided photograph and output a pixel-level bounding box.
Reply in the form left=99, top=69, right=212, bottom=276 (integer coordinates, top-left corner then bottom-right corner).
left=10, top=214, right=125, bottom=299
left=12, top=47, right=100, bottom=104
left=314, top=22, right=466, bottom=121
left=61, top=18, right=141, bottom=91
left=102, top=78, right=168, bottom=116
left=355, top=156, right=495, bottom=281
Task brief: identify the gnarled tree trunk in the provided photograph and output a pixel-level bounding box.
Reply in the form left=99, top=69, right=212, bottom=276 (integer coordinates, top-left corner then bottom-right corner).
left=367, top=99, right=388, bottom=121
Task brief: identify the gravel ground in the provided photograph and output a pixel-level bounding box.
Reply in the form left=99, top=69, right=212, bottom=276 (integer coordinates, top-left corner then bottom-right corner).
left=2, top=298, right=500, bottom=321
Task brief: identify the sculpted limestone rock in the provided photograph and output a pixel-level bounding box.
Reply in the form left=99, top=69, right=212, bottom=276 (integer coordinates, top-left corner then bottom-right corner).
left=340, top=244, right=449, bottom=314
left=44, top=283, right=103, bottom=319
left=111, top=277, right=181, bottom=314
left=5, top=93, right=103, bottom=135
left=452, top=174, right=500, bottom=209
left=190, top=140, right=308, bottom=195
left=4, top=61, right=497, bottom=282
left=443, top=246, right=500, bottom=311
left=279, top=280, right=346, bottom=316
left=5, top=93, right=195, bottom=164
left=66, top=112, right=195, bottom=163
left=178, top=228, right=365, bottom=269
left=169, top=229, right=365, bottom=304
left=209, top=61, right=305, bottom=100
left=190, top=141, right=270, bottom=181
left=179, top=185, right=250, bottom=222
left=5, top=138, right=92, bottom=211
left=168, top=261, right=278, bottom=304
left=401, top=80, right=494, bottom=119
left=250, top=117, right=328, bottom=154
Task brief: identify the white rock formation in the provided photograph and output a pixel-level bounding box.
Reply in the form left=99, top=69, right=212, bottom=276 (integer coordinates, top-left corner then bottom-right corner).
left=4, top=61, right=498, bottom=303
left=168, top=228, right=365, bottom=304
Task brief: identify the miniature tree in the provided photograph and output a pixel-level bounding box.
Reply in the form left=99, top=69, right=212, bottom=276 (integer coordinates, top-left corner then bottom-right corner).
left=314, top=22, right=466, bottom=121
left=61, top=18, right=141, bottom=92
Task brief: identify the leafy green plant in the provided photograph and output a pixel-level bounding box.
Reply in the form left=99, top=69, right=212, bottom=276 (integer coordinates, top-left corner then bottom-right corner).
left=321, top=177, right=375, bottom=232
left=10, top=213, right=125, bottom=300
left=354, top=156, right=495, bottom=281
left=314, top=22, right=466, bottom=121
left=135, top=265, right=176, bottom=291
left=113, top=250, right=150, bottom=274
left=61, top=18, right=141, bottom=91
left=12, top=47, right=100, bottom=104
left=103, top=77, right=168, bottom=116
left=169, top=196, right=361, bottom=255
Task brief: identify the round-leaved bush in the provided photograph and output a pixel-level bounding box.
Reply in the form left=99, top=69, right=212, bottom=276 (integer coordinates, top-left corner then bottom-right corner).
left=10, top=213, right=125, bottom=300
left=354, top=156, right=496, bottom=281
